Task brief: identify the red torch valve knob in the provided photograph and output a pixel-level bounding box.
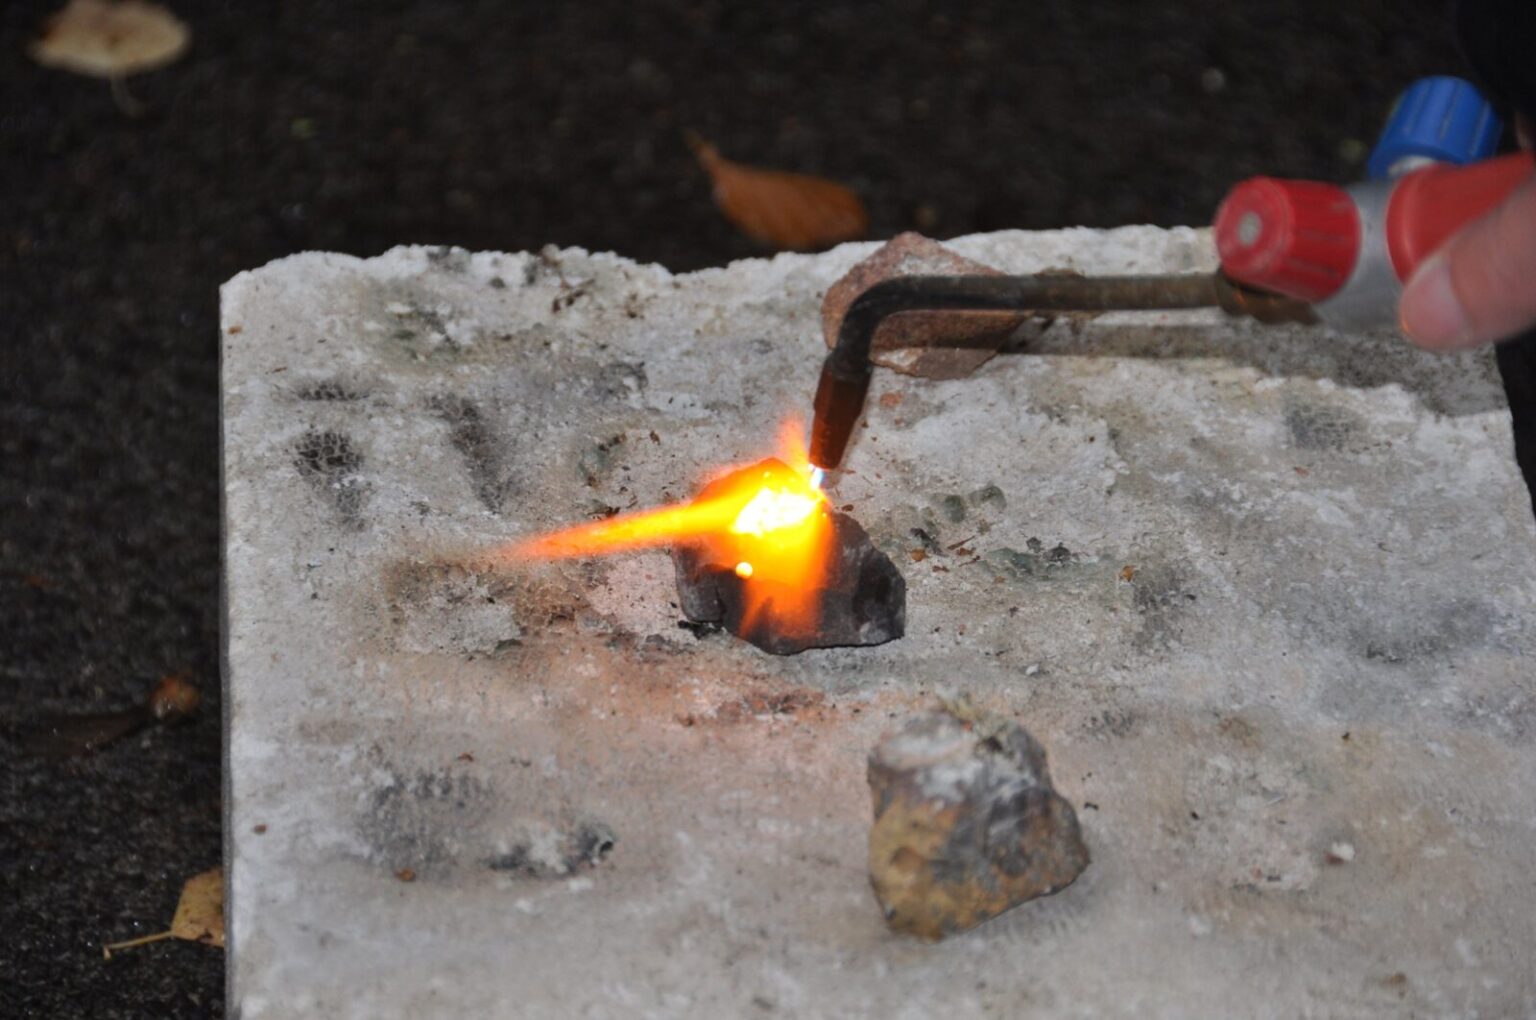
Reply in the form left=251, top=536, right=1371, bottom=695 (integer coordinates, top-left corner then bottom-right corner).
left=1214, top=177, right=1361, bottom=304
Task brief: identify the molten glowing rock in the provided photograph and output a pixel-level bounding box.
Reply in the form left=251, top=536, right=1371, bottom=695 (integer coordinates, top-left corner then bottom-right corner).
left=867, top=701, right=1089, bottom=940
left=730, top=487, right=821, bottom=537
left=674, top=459, right=905, bottom=655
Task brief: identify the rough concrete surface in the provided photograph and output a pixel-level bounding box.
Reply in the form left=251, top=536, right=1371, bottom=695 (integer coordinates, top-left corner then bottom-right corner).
left=223, top=229, right=1536, bottom=1018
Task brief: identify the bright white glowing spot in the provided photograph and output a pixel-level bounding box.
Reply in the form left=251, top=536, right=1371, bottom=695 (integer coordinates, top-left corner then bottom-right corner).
left=808, top=467, right=826, bottom=491
left=729, top=487, right=819, bottom=537
left=735, top=561, right=754, bottom=578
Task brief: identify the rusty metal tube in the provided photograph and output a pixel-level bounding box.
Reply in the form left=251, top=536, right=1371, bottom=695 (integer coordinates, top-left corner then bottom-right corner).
left=809, top=273, right=1312, bottom=470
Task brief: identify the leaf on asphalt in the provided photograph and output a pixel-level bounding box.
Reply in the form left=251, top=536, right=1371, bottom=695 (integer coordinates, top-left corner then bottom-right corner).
left=102, top=867, right=223, bottom=958
left=148, top=670, right=201, bottom=720
left=21, top=711, right=142, bottom=757
left=169, top=868, right=224, bottom=947
left=30, top=0, right=189, bottom=79
left=23, top=671, right=199, bottom=757
left=689, top=135, right=868, bottom=251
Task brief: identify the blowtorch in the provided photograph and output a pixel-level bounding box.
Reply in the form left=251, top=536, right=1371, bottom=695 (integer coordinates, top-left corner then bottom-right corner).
left=809, top=76, right=1536, bottom=474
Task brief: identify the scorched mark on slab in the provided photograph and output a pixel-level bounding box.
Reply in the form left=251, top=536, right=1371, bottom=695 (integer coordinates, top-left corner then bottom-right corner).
left=358, top=760, right=495, bottom=876
left=425, top=246, right=472, bottom=273
left=1130, top=563, right=1196, bottom=654
left=584, top=361, right=648, bottom=403
left=429, top=396, right=517, bottom=512
left=484, top=821, right=617, bottom=879
left=1353, top=598, right=1499, bottom=666
left=578, top=434, right=627, bottom=488
left=293, top=378, right=370, bottom=402
left=1284, top=399, right=1364, bottom=453
left=382, top=559, right=586, bottom=656
left=293, top=428, right=369, bottom=529
left=676, top=686, right=828, bottom=726
left=985, top=538, right=1083, bottom=580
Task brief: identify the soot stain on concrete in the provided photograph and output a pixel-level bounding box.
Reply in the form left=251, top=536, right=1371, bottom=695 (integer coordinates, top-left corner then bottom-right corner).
left=428, top=395, right=518, bottom=512
left=1449, top=686, right=1536, bottom=742
left=293, top=377, right=371, bottom=402
left=381, top=559, right=588, bottom=656
left=293, top=428, right=369, bottom=528
left=1083, top=707, right=1139, bottom=739
left=1352, top=598, right=1501, bottom=666
left=875, top=490, right=1006, bottom=563
left=1130, top=564, right=1195, bottom=653
left=985, top=538, right=1084, bottom=581
left=1284, top=399, right=1364, bottom=453
left=361, top=280, right=481, bottom=363
left=390, top=303, right=454, bottom=352
left=584, top=360, right=649, bottom=403
left=425, top=246, right=473, bottom=273
left=1311, top=598, right=1516, bottom=732
left=357, top=754, right=496, bottom=875
left=683, top=685, right=828, bottom=726
left=968, top=484, right=1007, bottom=512
left=931, top=493, right=968, bottom=524
left=484, top=820, right=617, bottom=879
left=577, top=433, right=627, bottom=487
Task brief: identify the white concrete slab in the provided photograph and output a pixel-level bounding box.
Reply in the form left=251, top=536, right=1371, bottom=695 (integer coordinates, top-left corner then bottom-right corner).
left=223, top=230, right=1536, bottom=1019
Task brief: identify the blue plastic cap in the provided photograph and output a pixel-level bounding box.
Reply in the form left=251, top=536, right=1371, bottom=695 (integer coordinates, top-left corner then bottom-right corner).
left=1367, top=76, right=1503, bottom=180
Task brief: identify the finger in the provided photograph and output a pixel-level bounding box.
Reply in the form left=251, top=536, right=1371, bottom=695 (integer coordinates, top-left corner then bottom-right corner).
left=1400, top=174, right=1536, bottom=350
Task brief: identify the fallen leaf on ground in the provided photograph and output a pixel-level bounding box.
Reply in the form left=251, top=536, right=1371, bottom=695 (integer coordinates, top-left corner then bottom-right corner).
left=689, top=134, right=867, bottom=251
left=23, top=671, right=200, bottom=757
left=169, top=868, right=224, bottom=945
left=30, top=0, right=189, bottom=78
left=21, top=712, right=141, bottom=757
left=102, top=867, right=223, bottom=958
left=148, top=670, right=200, bottom=720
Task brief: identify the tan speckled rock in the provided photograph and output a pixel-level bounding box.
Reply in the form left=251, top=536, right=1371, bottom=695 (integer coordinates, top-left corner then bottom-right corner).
left=819, top=232, right=1027, bottom=379
left=867, top=701, right=1088, bottom=940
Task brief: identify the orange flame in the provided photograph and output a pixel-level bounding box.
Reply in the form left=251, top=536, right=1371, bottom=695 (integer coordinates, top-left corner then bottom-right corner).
left=509, top=421, right=833, bottom=639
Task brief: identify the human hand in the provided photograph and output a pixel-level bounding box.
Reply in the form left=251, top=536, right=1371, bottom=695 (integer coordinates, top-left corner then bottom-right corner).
left=1400, top=119, right=1536, bottom=351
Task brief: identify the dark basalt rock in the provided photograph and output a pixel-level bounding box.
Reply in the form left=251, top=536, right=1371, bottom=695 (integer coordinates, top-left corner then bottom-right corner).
left=671, top=459, right=906, bottom=655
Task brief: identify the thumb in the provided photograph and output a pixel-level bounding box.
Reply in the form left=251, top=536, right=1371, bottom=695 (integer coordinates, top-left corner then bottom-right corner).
left=1400, top=173, right=1536, bottom=351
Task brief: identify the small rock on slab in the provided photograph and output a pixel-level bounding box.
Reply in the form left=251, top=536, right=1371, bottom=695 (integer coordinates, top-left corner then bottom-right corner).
left=867, top=700, right=1089, bottom=939
left=673, top=459, right=906, bottom=655
left=820, top=231, right=1028, bottom=380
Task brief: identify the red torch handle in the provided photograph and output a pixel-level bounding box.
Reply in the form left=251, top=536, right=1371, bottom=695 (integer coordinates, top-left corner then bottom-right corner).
left=1386, top=151, right=1536, bottom=279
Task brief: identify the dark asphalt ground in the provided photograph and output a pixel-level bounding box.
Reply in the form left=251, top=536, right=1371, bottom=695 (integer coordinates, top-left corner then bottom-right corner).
left=2, top=1, right=1524, bottom=1016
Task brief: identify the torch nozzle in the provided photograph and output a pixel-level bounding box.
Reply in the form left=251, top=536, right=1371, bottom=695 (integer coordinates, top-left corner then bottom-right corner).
left=808, top=358, right=871, bottom=473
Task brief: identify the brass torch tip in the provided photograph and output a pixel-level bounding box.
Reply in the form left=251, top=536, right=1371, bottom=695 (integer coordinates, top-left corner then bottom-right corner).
left=809, top=359, right=871, bottom=472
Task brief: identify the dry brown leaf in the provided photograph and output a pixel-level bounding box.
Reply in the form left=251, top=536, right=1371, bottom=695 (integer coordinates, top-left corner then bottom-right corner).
left=148, top=670, right=200, bottom=720
left=170, top=867, right=224, bottom=947
left=30, top=0, right=189, bottom=79
left=102, top=867, right=223, bottom=958
left=690, top=136, right=868, bottom=251
left=24, top=671, right=200, bottom=757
